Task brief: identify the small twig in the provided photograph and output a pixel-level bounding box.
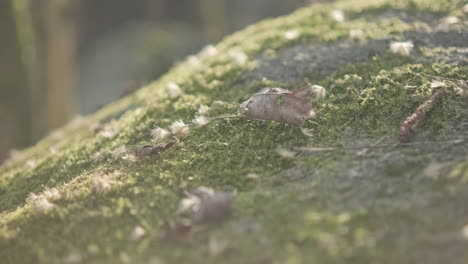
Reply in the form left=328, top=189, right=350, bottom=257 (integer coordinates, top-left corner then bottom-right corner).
left=420, top=73, right=467, bottom=83
left=399, top=88, right=445, bottom=142
left=294, top=139, right=464, bottom=154
left=209, top=115, right=246, bottom=122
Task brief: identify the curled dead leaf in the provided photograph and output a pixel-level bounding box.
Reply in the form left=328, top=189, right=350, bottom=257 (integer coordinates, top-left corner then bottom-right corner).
left=133, top=139, right=178, bottom=158
left=240, top=86, right=313, bottom=126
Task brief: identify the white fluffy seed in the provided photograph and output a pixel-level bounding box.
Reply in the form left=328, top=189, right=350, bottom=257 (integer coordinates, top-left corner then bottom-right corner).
left=92, top=175, right=113, bottom=193
left=349, top=29, right=364, bottom=40
left=229, top=49, right=248, bottom=65
left=389, top=41, right=414, bottom=56
left=284, top=30, right=300, bottom=40
left=198, top=104, right=210, bottom=115
left=130, top=225, right=147, bottom=241
left=34, top=197, right=56, bottom=211
left=311, top=85, right=327, bottom=99
left=151, top=127, right=170, bottom=143
left=330, top=9, right=345, bottom=22
left=276, top=147, right=296, bottom=159
left=43, top=187, right=61, bottom=201
left=200, top=45, right=218, bottom=58
left=169, top=121, right=190, bottom=138
left=167, top=82, right=182, bottom=99
left=192, top=115, right=210, bottom=128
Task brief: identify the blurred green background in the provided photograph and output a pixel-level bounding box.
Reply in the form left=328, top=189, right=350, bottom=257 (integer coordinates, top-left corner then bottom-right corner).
left=0, top=0, right=317, bottom=161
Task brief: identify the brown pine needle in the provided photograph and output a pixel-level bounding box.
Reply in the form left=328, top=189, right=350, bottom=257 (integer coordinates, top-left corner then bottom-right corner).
left=399, top=88, right=445, bottom=142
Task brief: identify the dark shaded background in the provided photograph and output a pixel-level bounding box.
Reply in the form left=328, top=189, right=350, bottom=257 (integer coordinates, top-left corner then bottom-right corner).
left=0, top=0, right=315, bottom=161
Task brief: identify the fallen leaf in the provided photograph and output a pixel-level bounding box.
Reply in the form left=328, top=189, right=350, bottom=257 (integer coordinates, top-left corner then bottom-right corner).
left=240, top=86, right=313, bottom=126
left=133, top=139, right=177, bottom=158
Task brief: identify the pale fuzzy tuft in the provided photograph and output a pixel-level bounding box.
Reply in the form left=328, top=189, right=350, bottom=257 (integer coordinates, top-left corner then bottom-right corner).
left=208, top=236, right=229, bottom=257
left=177, top=194, right=201, bottom=215
left=311, top=85, right=327, bottom=99
left=192, top=115, right=210, bottom=128
left=167, top=82, right=182, bottom=99
left=228, top=49, right=248, bottom=65
left=90, top=152, right=103, bottom=163
left=169, top=120, right=190, bottom=138
left=464, top=3, right=468, bottom=13
left=34, top=197, right=56, bottom=211
left=330, top=9, right=345, bottom=22
left=130, top=225, right=147, bottom=241
left=246, top=173, right=259, bottom=180
left=122, top=153, right=137, bottom=163
left=276, top=147, right=296, bottom=159
left=301, top=127, right=314, bottom=137
left=389, top=41, right=414, bottom=56
left=349, top=29, right=364, bottom=40
left=63, top=252, right=84, bottom=264
left=26, top=192, right=39, bottom=203
left=198, top=104, right=210, bottom=115
left=111, top=146, right=127, bottom=159
left=462, top=224, right=468, bottom=239
left=92, top=175, right=113, bottom=193
left=26, top=159, right=37, bottom=169
left=43, top=187, right=61, bottom=201
left=284, top=29, right=300, bottom=40
left=430, top=80, right=445, bottom=89
left=187, top=55, right=200, bottom=66
left=151, top=127, right=170, bottom=143
left=200, top=45, right=218, bottom=58
left=442, top=16, right=459, bottom=25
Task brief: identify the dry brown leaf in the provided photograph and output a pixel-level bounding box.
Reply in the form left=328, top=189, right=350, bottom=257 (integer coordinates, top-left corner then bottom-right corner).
left=240, top=86, right=313, bottom=126
left=133, top=139, right=178, bottom=158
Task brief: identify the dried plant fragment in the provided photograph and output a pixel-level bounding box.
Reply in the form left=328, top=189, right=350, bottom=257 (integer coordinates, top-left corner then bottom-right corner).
left=400, top=87, right=445, bottom=142
left=240, top=86, right=313, bottom=126
left=177, top=186, right=234, bottom=224
left=390, top=41, right=414, bottom=56
left=133, top=139, right=177, bottom=158
left=92, top=175, right=113, bottom=193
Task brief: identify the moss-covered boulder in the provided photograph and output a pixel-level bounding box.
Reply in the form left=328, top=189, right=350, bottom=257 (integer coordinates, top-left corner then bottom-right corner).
left=1, top=0, right=468, bottom=263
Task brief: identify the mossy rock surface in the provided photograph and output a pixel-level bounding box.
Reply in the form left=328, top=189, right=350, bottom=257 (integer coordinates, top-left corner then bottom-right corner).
left=1, top=0, right=468, bottom=263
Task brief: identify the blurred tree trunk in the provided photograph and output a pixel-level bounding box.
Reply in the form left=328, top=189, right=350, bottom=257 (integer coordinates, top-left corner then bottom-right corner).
left=28, top=0, right=77, bottom=141
left=0, top=0, right=30, bottom=161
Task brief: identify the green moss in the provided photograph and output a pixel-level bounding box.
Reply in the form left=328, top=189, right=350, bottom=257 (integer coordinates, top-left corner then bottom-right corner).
left=1, top=0, right=467, bottom=263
